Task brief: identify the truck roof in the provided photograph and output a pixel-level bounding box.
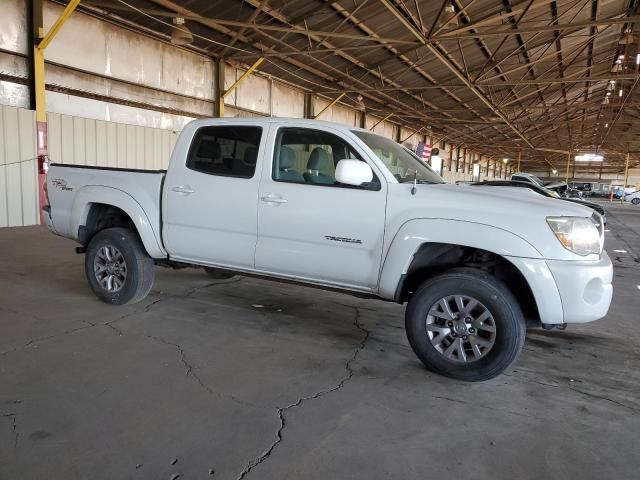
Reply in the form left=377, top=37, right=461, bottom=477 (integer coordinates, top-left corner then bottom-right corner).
left=185, top=116, right=374, bottom=135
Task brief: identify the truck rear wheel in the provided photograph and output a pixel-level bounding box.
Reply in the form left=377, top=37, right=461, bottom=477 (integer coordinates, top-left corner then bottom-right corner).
left=405, top=268, right=525, bottom=382
left=85, top=227, right=155, bottom=305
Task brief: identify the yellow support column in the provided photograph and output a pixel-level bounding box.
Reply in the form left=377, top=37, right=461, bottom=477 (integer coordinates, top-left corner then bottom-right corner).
left=622, top=152, right=630, bottom=203
left=33, top=0, right=81, bottom=223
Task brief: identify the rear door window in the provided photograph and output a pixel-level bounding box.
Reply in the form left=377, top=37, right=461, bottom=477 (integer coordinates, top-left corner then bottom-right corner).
left=187, top=126, right=262, bottom=178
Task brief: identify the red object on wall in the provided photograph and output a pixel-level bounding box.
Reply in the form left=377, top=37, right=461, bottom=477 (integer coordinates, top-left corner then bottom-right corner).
left=37, top=121, right=49, bottom=225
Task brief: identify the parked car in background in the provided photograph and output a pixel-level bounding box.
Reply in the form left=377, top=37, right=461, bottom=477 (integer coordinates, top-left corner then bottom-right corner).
left=510, top=172, right=574, bottom=197
left=473, top=180, right=606, bottom=225
left=569, top=182, right=594, bottom=197
left=625, top=190, right=640, bottom=205
left=510, top=172, right=547, bottom=188
left=613, top=186, right=636, bottom=199
left=42, top=117, right=613, bottom=382
left=565, top=188, right=584, bottom=199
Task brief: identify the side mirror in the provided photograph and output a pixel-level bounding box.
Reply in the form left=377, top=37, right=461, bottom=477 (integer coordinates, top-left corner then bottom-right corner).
left=335, top=159, right=374, bottom=186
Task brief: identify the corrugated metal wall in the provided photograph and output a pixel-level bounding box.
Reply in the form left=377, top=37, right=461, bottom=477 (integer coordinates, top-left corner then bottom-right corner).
left=0, top=105, right=38, bottom=227
left=47, top=112, right=177, bottom=170
left=0, top=104, right=178, bottom=228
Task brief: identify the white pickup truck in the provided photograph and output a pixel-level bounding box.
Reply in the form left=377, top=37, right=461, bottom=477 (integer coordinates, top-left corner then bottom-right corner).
left=43, top=117, right=613, bottom=381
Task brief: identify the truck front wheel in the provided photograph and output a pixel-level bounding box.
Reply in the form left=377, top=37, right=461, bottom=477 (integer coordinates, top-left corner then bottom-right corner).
left=85, top=227, right=155, bottom=305
left=405, top=268, right=525, bottom=381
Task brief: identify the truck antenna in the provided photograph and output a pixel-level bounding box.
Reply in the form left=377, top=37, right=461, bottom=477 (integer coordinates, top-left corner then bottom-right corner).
left=411, top=169, right=417, bottom=195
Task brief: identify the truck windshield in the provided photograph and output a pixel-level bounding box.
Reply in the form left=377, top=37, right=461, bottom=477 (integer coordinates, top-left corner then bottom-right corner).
left=353, top=131, right=444, bottom=184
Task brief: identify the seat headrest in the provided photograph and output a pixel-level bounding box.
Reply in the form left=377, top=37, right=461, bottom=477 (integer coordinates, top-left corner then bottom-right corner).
left=244, top=147, right=258, bottom=166
left=197, top=140, right=220, bottom=159
left=308, top=147, right=331, bottom=171
left=279, top=146, right=296, bottom=170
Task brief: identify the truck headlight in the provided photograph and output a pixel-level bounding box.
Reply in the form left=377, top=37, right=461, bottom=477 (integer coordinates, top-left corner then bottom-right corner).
left=546, top=216, right=601, bottom=256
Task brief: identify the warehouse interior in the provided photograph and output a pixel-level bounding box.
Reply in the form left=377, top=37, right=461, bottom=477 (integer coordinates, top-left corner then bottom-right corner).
left=1, top=0, right=639, bottom=479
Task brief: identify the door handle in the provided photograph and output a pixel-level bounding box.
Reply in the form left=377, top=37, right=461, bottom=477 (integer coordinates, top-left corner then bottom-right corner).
left=171, top=185, right=195, bottom=194
left=261, top=194, right=288, bottom=204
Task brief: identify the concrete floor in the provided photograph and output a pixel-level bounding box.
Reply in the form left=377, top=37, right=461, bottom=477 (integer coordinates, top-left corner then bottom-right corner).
left=1, top=203, right=639, bottom=480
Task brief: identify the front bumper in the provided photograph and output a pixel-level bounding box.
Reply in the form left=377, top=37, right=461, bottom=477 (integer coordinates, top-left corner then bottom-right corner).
left=546, top=250, right=613, bottom=324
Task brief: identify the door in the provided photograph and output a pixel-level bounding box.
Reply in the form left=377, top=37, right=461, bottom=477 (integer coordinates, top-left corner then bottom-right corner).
left=255, top=126, right=387, bottom=290
left=163, top=124, right=264, bottom=268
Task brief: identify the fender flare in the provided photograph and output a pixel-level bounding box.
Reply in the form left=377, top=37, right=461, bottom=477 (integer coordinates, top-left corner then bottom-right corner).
left=71, top=185, right=166, bottom=258
left=378, top=218, right=543, bottom=300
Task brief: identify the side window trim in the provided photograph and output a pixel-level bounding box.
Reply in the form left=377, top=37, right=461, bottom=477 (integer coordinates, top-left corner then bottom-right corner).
left=271, top=126, right=381, bottom=191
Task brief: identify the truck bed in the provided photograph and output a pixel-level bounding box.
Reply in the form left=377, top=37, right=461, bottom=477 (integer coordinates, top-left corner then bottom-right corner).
left=46, top=163, right=166, bottom=252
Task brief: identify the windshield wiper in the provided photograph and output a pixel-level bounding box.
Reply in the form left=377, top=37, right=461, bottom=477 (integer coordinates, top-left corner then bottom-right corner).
left=401, top=178, right=439, bottom=184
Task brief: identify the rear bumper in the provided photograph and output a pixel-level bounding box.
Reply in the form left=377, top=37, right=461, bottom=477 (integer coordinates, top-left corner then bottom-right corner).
left=546, top=251, right=613, bottom=324
left=41, top=206, right=56, bottom=234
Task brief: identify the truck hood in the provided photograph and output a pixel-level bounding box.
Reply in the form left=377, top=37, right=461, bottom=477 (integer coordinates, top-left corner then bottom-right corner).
left=436, top=183, right=594, bottom=217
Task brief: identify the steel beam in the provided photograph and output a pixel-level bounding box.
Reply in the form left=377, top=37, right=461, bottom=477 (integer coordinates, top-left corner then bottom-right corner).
left=313, top=92, right=346, bottom=119
left=223, top=57, right=265, bottom=101
left=432, top=14, right=640, bottom=39
left=369, top=113, right=393, bottom=131
left=38, top=0, right=82, bottom=50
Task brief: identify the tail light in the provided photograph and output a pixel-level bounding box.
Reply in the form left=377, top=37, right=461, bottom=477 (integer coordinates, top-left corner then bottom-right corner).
left=38, top=154, right=49, bottom=174
left=38, top=155, right=50, bottom=206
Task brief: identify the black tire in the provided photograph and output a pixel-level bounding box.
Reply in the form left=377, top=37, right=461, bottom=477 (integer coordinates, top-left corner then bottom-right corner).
left=631, top=197, right=640, bottom=205
left=85, top=227, right=155, bottom=305
left=204, top=267, right=236, bottom=280
left=405, top=268, right=526, bottom=382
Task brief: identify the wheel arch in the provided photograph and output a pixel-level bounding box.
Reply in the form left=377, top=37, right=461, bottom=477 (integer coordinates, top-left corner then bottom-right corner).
left=379, top=219, right=546, bottom=325
left=71, top=186, right=166, bottom=258
left=395, top=243, right=541, bottom=326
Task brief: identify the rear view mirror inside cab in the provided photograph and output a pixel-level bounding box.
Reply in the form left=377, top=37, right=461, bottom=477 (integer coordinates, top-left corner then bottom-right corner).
left=335, top=159, right=374, bottom=187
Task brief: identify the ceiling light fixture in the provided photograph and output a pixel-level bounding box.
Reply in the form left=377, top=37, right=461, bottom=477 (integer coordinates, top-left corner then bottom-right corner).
left=437, top=1, right=459, bottom=30
left=171, top=17, right=193, bottom=45
left=575, top=153, right=604, bottom=162
left=619, top=29, right=635, bottom=45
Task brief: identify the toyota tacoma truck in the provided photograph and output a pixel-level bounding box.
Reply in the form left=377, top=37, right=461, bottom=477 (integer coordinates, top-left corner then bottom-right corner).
left=43, top=117, right=613, bottom=381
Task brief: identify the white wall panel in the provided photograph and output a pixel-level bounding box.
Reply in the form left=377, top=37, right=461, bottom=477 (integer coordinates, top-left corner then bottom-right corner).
left=44, top=2, right=215, bottom=100
left=236, top=70, right=270, bottom=114
left=0, top=105, right=179, bottom=228
left=366, top=116, right=395, bottom=139
left=46, top=92, right=195, bottom=131
left=312, top=98, right=358, bottom=126
left=272, top=82, right=304, bottom=118
left=0, top=105, right=38, bottom=227
left=0, top=0, right=29, bottom=54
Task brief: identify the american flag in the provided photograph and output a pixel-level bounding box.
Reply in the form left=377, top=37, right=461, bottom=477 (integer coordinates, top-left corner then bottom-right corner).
left=416, top=142, right=432, bottom=163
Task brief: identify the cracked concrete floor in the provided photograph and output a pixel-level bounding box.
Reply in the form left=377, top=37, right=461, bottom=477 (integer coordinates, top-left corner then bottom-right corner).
left=1, top=204, right=639, bottom=480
